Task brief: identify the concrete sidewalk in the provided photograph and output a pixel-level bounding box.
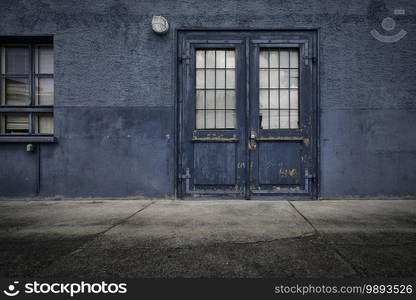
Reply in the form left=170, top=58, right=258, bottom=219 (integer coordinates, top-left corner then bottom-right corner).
left=0, top=199, right=415, bottom=278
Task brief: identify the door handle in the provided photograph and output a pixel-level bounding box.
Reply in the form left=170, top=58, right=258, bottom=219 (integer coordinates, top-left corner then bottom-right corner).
left=248, top=130, right=257, bottom=150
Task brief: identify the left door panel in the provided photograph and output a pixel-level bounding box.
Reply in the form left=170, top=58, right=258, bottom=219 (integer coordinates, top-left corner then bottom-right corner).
left=178, top=34, right=247, bottom=197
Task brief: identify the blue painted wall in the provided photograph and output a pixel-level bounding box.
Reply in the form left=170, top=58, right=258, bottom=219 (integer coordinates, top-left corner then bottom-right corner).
left=0, top=0, right=415, bottom=198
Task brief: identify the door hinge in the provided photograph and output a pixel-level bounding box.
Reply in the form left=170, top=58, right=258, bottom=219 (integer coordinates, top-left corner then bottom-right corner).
left=304, top=55, right=317, bottom=64
left=178, top=55, right=190, bottom=64
left=178, top=168, right=191, bottom=180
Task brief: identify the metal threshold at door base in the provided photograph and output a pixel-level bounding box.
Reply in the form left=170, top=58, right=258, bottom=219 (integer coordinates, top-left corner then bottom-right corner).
left=251, top=168, right=314, bottom=194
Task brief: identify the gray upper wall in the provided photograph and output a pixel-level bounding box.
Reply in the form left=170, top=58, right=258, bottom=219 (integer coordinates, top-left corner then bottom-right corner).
left=0, top=0, right=415, bottom=198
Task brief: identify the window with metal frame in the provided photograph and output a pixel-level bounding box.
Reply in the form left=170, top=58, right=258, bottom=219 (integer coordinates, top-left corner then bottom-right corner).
left=0, top=40, right=54, bottom=135
left=259, top=48, right=299, bottom=129
left=195, top=49, right=236, bottom=129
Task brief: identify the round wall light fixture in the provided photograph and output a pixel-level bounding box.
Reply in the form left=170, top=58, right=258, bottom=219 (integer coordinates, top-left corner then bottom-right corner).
left=152, top=16, right=169, bottom=35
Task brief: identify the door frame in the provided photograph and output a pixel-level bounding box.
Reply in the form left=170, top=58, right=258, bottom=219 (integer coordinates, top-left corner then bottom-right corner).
left=175, top=29, right=320, bottom=200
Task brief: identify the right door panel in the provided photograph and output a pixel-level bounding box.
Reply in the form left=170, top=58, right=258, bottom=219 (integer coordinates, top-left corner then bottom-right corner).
left=249, top=37, right=317, bottom=198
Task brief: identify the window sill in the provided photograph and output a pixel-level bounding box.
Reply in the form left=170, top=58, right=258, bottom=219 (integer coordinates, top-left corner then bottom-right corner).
left=0, top=135, right=55, bottom=143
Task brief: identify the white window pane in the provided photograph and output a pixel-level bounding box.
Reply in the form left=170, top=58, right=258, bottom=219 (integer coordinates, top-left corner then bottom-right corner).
left=196, top=90, right=205, bottom=109
left=226, top=70, right=235, bottom=89
left=270, top=110, right=279, bottom=129
left=270, top=89, right=279, bottom=109
left=280, top=110, right=290, bottom=128
left=196, top=50, right=205, bottom=68
left=225, top=90, right=235, bottom=109
left=290, top=50, right=299, bottom=68
left=216, top=90, right=225, bottom=109
left=216, top=110, right=225, bottom=128
left=4, top=114, right=29, bottom=134
left=206, top=50, right=215, bottom=68
left=216, top=50, right=225, bottom=68
left=206, top=110, right=215, bottom=128
left=280, top=69, right=289, bottom=88
left=280, top=51, right=289, bottom=68
left=226, top=50, right=235, bottom=68
left=290, top=89, right=299, bottom=109
left=36, top=114, right=53, bottom=134
left=36, top=77, right=54, bottom=105
left=260, top=110, right=269, bottom=129
left=5, top=77, right=29, bottom=105
left=215, top=69, right=225, bottom=89
left=270, top=51, right=279, bottom=68
left=259, top=51, right=268, bottom=68
left=196, top=110, right=205, bottom=129
left=37, top=46, right=54, bottom=74
left=205, top=90, right=215, bottom=109
left=260, top=89, right=269, bottom=109
left=196, top=70, right=205, bottom=89
left=259, top=70, right=268, bottom=88
left=225, top=110, right=235, bottom=128
left=270, top=69, right=278, bottom=88
left=290, top=110, right=299, bottom=129
left=206, top=69, right=215, bottom=88
left=280, top=89, right=289, bottom=109
left=290, top=69, right=298, bottom=88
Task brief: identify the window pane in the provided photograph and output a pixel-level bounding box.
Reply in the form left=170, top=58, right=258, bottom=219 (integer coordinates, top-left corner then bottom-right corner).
left=3, top=77, right=30, bottom=105
left=259, top=48, right=299, bottom=130
left=270, top=89, right=279, bottom=109
left=225, top=90, right=235, bottom=109
left=206, top=69, right=215, bottom=89
left=270, top=110, right=279, bottom=129
left=196, top=50, right=205, bottom=68
left=269, top=51, right=279, bottom=68
left=270, top=70, right=278, bottom=88
left=0, top=114, right=29, bottom=134
left=279, top=110, right=290, bottom=128
left=279, top=69, right=289, bottom=88
left=216, top=109, right=225, bottom=128
left=225, top=110, right=235, bottom=128
left=290, top=50, right=299, bottom=68
left=196, top=110, right=205, bottom=129
left=36, top=77, right=54, bottom=105
left=290, top=110, right=299, bottom=129
left=206, top=51, right=215, bottom=68
left=259, top=89, right=268, bottom=109
left=280, top=50, right=289, bottom=68
left=215, top=69, right=225, bottom=89
left=196, top=70, right=205, bottom=89
left=35, top=114, right=54, bottom=134
left=205, top=90, right=215, bottom=109
left=205, top=110, right=215, bottom=128
left=260, top=109, right=269, bottom=129
left=195, top=49, right=235, bottom=129
left=259, top=51, right=268, bottom=68
left=5, top=47, right=29, bottom=74
left=216, top=50, right=225, bottom=68
left=280, top=89, right=289, bottom=109
left=216, top=90, right=225, bottom=109
left=196, top=90, right=205, bottom=109
left=226, top=50, right=235, bottom=68
left=36, top=46, right=54, bottom=74
left=225, top=70, right=235, bottom=89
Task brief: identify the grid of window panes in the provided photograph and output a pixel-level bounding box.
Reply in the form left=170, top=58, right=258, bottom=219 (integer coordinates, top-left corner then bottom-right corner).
left=0, top=44, right=54, bottom=134
left=259, top=48, right=299, bottom=129
left=195, top=49, right=236, bottom=129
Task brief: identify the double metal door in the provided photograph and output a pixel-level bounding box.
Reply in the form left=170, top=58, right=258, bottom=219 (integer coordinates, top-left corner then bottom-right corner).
left=178, top=31, right=317, bottom=199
